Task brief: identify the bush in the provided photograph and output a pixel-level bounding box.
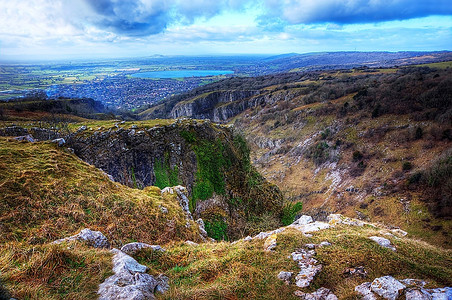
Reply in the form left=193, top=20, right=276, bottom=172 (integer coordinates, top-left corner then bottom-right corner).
left=205, top=216, right=228, bottom=241
left=402, top=161, right=413, bottom=171
left=281, top=202, right=303, bottom=226
left=352, top=150, right=363, bottom=161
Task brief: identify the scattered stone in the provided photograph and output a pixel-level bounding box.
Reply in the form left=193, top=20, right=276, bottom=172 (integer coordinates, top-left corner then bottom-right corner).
left=405, top=288, right=432, bottom=300
left=53, top=228, right=110, bottom=248
left=184, top=240, right=198, bottom=246
left=51, top=138, right=65, bottom=146
left=319, top=241, right=332, bottom=247
left=131, top=125, right=138, bottom=129
left=98, top=249, right=167, bottom=300
left=14, top=134, right=35, bottom=142
left=264, top=234, right=277, bottom=251
left=327, top=214, right=366, bottom=227
left=243, top=236, right=252, bottom=242
left=305, top=243, right=316, bottom=249
left=343, top=266, right=367, bottom=278
left=369, top=236, right=396, bottom=251
left=355, top=282, right=377, bottom=300
left=77, top=125, right=87, bottom=132
left=120, top=242, right=165, bottom=256
left=159, top=205, right=168, bottom=214
left=290, top=221, right=331, bottom=233
left=356, top=278, right=451, bottom=300
left=294, top=287, right=338, bottom=299
left=370, top=276, right=406, bottom=300
left=291, top=249, right=322, bottom=288
left=293, top=215, right=313, bottom=225
left=277, top=271, right=293, bottom=284
left=390, top=228, right=408, bottom=237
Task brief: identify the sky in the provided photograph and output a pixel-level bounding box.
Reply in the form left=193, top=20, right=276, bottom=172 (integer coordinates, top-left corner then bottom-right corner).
left=0, top=0, right=451, bottom=60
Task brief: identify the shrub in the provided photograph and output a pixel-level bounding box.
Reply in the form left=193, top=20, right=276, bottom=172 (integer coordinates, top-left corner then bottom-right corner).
left=402, top=161, right=413, bottom=171
left=352, top=150, right=363, bottom=161
left=205, top=216, right=228, bottom=241
left=281, top=202, right=303, bottom=226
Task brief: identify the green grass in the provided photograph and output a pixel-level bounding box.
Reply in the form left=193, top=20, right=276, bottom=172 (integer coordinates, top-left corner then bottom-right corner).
left=132, top=224, right=452, bottom=299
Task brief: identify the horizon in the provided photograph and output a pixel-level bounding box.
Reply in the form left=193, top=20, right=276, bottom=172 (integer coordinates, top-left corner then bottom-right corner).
left=1, top=50, right=451, bottom=64
left=1, top=1, right=451, bottom=61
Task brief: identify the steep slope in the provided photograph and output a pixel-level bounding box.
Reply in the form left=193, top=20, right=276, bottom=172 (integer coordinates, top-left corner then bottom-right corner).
left=0, top=136, right=205, bottom=299
left=0, top=118, right=285, bottom=241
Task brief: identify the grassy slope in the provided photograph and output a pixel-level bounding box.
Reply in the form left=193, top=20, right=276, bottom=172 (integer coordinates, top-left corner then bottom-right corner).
left=231, top=68, right=452, bottom=248
left=131, top=224, right=452, bottom=299
left=0, top=137, right=204, bottom=299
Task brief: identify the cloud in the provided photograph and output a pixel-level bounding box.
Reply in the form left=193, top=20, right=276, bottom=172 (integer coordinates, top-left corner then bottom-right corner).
left=262, top=0, right=452, bottom=25
left=81, top=0, right=255, bottom=36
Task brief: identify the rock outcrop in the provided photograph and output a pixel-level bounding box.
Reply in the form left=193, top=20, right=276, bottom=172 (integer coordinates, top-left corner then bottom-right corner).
left=355, top=276, right=452, bottom=300
left=98, top=249, right=168, bottom=300
left=170, top=90, right=260, bottom=122
left=120, top=243, right=165, bottom=256
left=53, top=228, right=110, bottom=248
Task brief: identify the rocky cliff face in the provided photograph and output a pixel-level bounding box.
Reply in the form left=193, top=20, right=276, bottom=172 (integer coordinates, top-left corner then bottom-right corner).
left=0, top=119, right=284, bottom=240
left=170, top=90, right=260, bottom=122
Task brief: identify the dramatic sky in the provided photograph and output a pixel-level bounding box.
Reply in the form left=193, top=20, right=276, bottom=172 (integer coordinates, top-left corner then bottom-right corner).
left=0, top=0, right=451, bottom=60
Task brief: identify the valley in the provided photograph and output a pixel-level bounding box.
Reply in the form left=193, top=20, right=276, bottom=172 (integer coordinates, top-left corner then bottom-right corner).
left=0, top=55, right=451, bottom=299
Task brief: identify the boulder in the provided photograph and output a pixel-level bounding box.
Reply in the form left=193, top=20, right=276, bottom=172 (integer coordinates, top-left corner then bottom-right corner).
left=355, top=282, right=377, bottom=300
left=293, top=215, right=313, bottom=225
left=53, top=228, right=110, bottom=248
left=14, top=134, right=35, bottom=142
left=370, top=276, right=406, bottom=300
left=277, top=271, right=293, bottom=284
left=369, top=236, right=396, bottom=251
left=51, top=138, right=65, bottom=146
left=98, top=249, right=166, bottom=300
left=120, top=243, right=165, bottom=256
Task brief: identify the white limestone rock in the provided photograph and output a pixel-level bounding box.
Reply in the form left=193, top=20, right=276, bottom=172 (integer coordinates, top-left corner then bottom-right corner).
left=293, top=215, right=313, bottom=225
left=277, top=271, right=293, bottom=284
left=355, top=282, right=377, bottom=300
left=53, top=228, right=110, bottom=248
left=370, top=276, right=406, bottom=300
left=120, top=243, right=165, bottom=256
left=369, top=236, right=396, bottom=251
left=405, top=288, right=433, bottom=300
left=98, top=249, right=159, bottom=300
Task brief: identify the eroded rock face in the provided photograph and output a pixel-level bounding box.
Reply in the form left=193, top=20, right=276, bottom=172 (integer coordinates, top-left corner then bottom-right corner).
left=170, top=90, right=260, bottom=122
left=53, top=228, right=110, bottom=248
left=98, top=249, right=168, bottom=300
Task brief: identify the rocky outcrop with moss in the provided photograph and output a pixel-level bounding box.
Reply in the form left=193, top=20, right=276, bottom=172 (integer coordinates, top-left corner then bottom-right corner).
left=0, top=119, right=284, bottom=241
left=65, top=119, right=284, bottom=240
